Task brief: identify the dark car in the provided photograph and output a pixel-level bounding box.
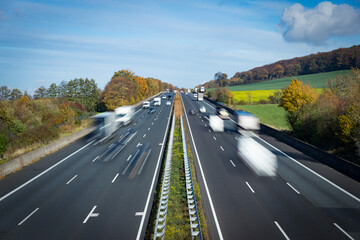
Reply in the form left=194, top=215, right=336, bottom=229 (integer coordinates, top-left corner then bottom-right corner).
left=189, top=109, right=197, bottom=115
left=147, top=107, right=156, bottom=114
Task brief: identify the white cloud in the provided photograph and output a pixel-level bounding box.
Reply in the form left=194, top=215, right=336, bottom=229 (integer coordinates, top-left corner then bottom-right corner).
left=279, top=1, right=360, bottom=45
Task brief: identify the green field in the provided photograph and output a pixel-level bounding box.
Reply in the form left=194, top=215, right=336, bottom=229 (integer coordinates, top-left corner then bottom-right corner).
left=210, top=70, right=351, bottom=92
left=235, top=104, right=290, bottom=130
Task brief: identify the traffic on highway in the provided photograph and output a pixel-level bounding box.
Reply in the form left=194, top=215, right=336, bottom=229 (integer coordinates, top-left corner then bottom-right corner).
left=181, top=92, right=360, bottom=240
left=0, top=92, right=175, bottom=240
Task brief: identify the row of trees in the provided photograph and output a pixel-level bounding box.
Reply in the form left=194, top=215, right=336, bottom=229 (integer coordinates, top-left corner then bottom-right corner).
left=0, top=78, right=100, bottom=112
left=101, top=70, right=175, bottom=110
left=203, top=45, right=360, bottom=89
left=279, top=70, right=360, bottom=163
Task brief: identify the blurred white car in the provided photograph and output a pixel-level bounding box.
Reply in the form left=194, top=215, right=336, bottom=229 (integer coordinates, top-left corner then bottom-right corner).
left=166, top=101, right=171, bottom=105
left=199, top=106, right=206, bottom=113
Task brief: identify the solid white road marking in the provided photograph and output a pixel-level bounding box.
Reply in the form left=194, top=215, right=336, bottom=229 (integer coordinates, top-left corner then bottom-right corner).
left=256, top=136, right=360, bottom=203
left=274, top=221, right=290, bottom=240
left=333, top=223, right=354, bottom=240
left=220, top=146, right=224, bottom=151
left=287, top=182, right=300, bottom=194
left=66, top=175, right=78, bottom=185
left=230, top=160, right=236, bottom=167
left=92, top=156, right=99, bottom=162
left=0, top=140, right=94, bottom=202
left=246, top=182, right=255, bottom=193
left=135, top=212, right=144, bottom=216
left=83, top=206, right=99, bottom=224
left=18, top=208, right=39, bottom=225
left=111, top=173, right=119, bottom=183
left=127, top=155, right=132, bottom=161
left=181, top=96, right=224, bottom=240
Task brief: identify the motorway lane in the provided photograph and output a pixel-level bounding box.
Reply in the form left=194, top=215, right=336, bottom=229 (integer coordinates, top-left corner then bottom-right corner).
left=0, top=93, right=174, bottom=240
left=181, top=93, right=360, bottom=240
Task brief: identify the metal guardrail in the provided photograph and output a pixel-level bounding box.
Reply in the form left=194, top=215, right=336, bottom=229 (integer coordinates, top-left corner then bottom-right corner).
left=180, top=115, right=202, bottom=239
left=153, top=114, right=176, bottom=239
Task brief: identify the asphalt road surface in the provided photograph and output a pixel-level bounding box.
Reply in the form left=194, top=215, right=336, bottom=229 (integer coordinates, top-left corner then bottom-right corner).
left=182, top=92, right=360, bottom=240
left=0, top=93, right=175, bottom=240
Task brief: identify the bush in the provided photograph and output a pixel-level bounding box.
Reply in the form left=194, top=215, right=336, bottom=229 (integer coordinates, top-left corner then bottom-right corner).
left=0, top=134, right=8, bottom=157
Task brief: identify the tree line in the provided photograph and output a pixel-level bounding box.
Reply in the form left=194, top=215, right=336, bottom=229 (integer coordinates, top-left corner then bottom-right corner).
left=279, top=70, right=360, bottom=163
left=203, top=44, right=360, bottom=89
left=0, top=70, right=174, bottom=161
left=100, top=70, right=175, bottom=110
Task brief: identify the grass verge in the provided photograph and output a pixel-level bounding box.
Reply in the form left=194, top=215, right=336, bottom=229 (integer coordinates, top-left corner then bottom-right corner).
left=235, top=104, right=290, bottom=130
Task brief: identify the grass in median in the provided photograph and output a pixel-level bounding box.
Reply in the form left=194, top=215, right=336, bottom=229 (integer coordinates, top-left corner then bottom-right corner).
left=235, top=104, right=290, bottom=130
left=165, top=118, right=191, bottom=239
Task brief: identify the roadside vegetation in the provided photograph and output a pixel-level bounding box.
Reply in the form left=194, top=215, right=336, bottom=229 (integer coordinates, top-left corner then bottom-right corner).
left=0, top=70, right=175, bottom=164
left=279, top=70, right=360, bottom=164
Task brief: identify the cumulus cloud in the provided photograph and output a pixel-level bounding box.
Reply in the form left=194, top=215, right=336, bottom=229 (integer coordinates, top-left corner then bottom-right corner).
left=278, top=1, right=360, bottom=45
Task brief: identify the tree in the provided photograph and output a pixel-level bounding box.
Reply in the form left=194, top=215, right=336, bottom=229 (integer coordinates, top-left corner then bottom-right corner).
left=9, top=88, right=22, bottom=100
left=0, top=86, right=11, bottom=100
left=47, top=83, right=59, bottom=98
left=271, top=64, right=284, bottom=78
left=214, top=88, right=234, bottom=105
left=33, top=86, right=48, bottom=99
left=279, top=78, right=318, bottom=112
left=214, top=72, right=228, bottom=81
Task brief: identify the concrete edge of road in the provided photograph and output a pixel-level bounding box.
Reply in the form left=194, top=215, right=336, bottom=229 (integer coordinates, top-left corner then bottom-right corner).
left=204, top=97, right=360, bottom=182
left=0, top=92, right=166, bottom=179
left=0, top=126, right=95, bottom=179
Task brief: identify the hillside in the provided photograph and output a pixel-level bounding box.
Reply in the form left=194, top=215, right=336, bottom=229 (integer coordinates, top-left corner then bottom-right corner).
left=225, top=70, right=350, bottom=91
left=202, top=45, right=360, bottom=89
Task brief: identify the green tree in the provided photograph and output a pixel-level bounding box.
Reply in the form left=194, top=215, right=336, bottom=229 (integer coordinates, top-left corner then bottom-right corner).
left=47, top=83, right=59, bottom=98
left=33, top=86, right=48, bottom=99
left=9, top=88, right=22, bottom=100
left=0, top=86, right=11, bottom=100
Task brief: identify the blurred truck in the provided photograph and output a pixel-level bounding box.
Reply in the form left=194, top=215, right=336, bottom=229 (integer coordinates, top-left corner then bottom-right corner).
left=154, top=97, right=161, bottom=106
left=115, top=105, right=135, bottom=126
left=91, top=112, right=116, bottom=142
left=209, top=115, right=224, bottom=132
left=236, top=110, right=260, bottom=131
left=197, top=92, right=203, bottom=101
left=237, top=133, right=277, bottom=177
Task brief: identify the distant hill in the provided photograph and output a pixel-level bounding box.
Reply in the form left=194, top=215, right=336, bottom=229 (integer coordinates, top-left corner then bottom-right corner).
left=203, top=45, right=360, bottom=89
left=225, top=70, right=351, bottom=91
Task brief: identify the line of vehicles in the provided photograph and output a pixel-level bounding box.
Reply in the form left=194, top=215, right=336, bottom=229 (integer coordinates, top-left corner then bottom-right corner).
left=186, top=90, right=277, bottom=177
left=91, top=93, right=172, bottom=143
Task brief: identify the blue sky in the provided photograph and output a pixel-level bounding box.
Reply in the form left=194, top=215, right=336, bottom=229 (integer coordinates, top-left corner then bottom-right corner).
left=1, top=0, right=360, bottom=94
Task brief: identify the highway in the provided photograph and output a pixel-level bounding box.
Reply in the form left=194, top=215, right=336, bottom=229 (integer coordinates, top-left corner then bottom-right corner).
left=0, top=93, right=174, bottom=240
left=181, top=92, right=360, bottom=240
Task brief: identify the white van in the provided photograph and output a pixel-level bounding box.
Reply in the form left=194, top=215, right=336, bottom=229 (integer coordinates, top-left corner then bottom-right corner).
left=143, top=101, right=150, bottom=108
